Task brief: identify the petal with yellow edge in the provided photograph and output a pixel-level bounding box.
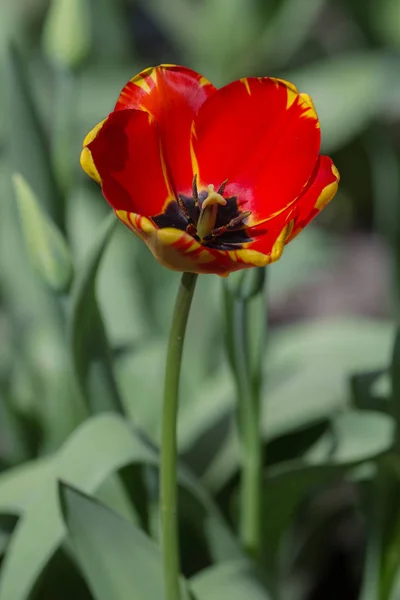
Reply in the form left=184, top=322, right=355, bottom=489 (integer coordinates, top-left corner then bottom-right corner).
left=84, top=108, right=174, bottom=216
left=191, top=77, right=320, bottom=225
left=285, top=156, right=340, bottom=244
left=115, top=65, right=216, bottom=195
left=115, top=210, right=271, bottom=276
left=243, top=204, right=294, bottom=261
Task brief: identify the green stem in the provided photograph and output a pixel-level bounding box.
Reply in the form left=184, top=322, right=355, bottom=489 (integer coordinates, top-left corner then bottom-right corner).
left=234, top=299, right=263, bottom=558
left=160, top=271, right=198, bottom=600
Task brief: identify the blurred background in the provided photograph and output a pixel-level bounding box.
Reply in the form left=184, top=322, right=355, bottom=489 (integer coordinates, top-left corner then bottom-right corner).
left=0, top=1, right=400, bottom=599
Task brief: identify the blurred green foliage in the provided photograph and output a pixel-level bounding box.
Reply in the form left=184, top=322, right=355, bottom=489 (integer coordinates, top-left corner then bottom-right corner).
left=0, top=0, right=400, bottom=599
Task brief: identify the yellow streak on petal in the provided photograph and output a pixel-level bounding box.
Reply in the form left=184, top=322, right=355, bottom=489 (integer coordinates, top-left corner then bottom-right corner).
left=240, top=78, right=251, bottom=95
left=270, top=77, right=298, bottom=94
left=80, top=147, right=101, bottom=184
left=199, top=76, right=211, bottom=87
left=83, top=118, right=107, bottom=148
left=131, top=68, right=153, bottom=93
left=247, top=197, right=298, bottom=228
left=116, top=211, right=155, bottom=237
left=332, top=162, right=340, bottom=181
left=270, top=224, right=290, bottom=263
left=130, top=64, right=179, bottom=91
left=233, top=249, right=269, bottom=267
left=285, top=219, right=295, bottom=240
left=300, top=92, right=315, bottom=112
left=115, top=210, right=131, bottom=228
left=299, top=92, right=319, bottom=124
left=228, top=250, right=238, bottom=263
left=190, top=122, right=200, bottom=178
left=286, top=87, right=298, bottom=110
left=156, top=228, right=215, bottom=267
left=159, top=141, right=174, bottom=199
left=315, top=168, right=340, bottom=210
left=149, top=68, right=158, bottom=85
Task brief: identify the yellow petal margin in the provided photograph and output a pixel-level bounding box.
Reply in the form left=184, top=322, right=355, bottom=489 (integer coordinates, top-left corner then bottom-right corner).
left=80, top=118, right=108, bottom=184
left=115, top=211, right=273, bottom=276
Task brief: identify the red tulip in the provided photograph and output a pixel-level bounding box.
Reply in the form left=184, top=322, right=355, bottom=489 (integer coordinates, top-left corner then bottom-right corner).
left=81, top=65, right=339, bottom=276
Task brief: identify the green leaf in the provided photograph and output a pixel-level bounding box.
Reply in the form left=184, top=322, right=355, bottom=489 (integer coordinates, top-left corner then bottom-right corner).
left=263, top=463, right=335, bottom=575
left=358, top=478, right=383, bottom=600
left=67, top=186, right=147, bottom=346
left=0, top=529, right=10, bottom=557
left=261, top=410, right=395, bottom=575
left=389, top=574, right=400, bottom=600
left=204, top=320, right=394, bottom=491
left=191, top=560, right=271, bottom=600
left=306, top=410, right=395, bottom=465
left=0, top=415, right=152, bottom=600
left=13, top=173, right=73, bottom=292
left=0, top=414, right=235, bottom=600
left=351, top=369, right=389, bottom=412
left=264, top=319, right=393, bottom=439
left=390, top=327, right=400, bottom=426
left=42, top=0, right=91, bottom=70
left=0, top=516, right=17, bottom=559
left=371, top=0, right=400, bottom=48
left=60, top=483, right=189, bottom=600
left=5, top=44, right=64, bottom=229
left=0, top=458, right=51, bottom=516
left=68, top=213, right=124, bottom=415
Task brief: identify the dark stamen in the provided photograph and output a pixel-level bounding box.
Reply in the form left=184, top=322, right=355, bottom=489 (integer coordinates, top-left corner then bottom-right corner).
left=177, top=194, right=193, bottom=222
left=203, top=211, right=252, bottom=240
left=192, top=174, right=199, bottom=206
left=225, top=210, right=251, bottom=229
left=186, top=223, right=197, bottom=237
left=217, top=178, right=229, bottom=195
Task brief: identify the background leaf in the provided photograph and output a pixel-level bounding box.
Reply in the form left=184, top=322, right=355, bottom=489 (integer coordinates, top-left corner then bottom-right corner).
left=4, top=44, right=64, bottom=228
left=191, top=560, right=271, bottom=600
left=68, top=213, right=124, bottom=415
left=0, top=414, right=235, bottom=600
left=13, top=173, right=73, bottom=292
left=60, top=483, right=190, bottom=600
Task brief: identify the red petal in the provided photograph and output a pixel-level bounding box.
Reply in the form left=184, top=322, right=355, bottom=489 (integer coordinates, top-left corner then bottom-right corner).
left=87, top=109, right=173, bottom=215
left=285, top=155, right=340, bottom=243
left=191, top=77, right=320, bottom=223
left=115, top=65, right=216, bottom=194
left=244, top=208, right=293, bottom=261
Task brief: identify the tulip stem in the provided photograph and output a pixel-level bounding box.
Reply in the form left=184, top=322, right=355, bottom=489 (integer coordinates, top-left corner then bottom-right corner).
left=160, top=271, right=198, bottom=600
left=234, top=298, right=263, bottom=559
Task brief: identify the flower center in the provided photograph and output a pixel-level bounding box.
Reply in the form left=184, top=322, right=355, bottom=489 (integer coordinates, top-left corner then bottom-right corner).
left=152, top=175, right=254, bottom=250
left=177, top=175, right=252, bottom=244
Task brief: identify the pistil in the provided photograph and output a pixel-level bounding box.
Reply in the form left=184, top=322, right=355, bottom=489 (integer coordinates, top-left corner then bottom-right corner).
left=196, top=184, right=227, bottom=240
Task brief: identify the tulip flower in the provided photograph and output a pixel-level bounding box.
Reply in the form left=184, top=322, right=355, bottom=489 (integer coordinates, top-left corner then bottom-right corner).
left=81, top=64, right=339, bottom=277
